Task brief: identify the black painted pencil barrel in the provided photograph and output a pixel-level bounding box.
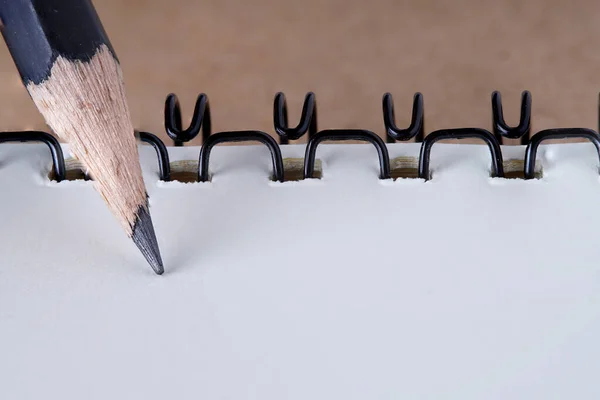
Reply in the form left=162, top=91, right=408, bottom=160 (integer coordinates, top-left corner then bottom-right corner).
left=0, top=0, right=117, bottom=85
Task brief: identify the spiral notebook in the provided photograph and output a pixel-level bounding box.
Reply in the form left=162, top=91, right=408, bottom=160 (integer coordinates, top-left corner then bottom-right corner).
left=2, top=92, right=600, bottom=399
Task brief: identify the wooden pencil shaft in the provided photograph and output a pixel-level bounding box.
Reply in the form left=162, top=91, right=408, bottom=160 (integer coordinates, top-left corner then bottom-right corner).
left=26, top=45, right=147, bottom=233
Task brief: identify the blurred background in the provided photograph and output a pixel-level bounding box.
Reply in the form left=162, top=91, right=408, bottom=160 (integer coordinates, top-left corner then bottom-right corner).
left=1, top=0, right=600, bottom=145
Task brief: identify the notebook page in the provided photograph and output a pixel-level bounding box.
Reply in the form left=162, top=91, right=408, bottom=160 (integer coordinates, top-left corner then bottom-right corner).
left=1, top=142, right=599, bottom=399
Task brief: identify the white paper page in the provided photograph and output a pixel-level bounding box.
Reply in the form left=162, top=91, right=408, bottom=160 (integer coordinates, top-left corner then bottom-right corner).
left=1, top=141, right=599, bottom=399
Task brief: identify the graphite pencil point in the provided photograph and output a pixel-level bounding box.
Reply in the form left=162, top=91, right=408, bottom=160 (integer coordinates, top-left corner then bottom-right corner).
left=132, top=204, right=164, bottom=275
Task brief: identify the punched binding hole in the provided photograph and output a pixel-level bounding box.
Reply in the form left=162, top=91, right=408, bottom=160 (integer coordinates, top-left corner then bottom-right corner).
left=502, top=159, right=543, bottom=179
left=282, top=158, right=322, bottom=181
left=390, top=156, right=419, bottom=179
left=168, top=159, right=295, bottom=183
left=48, top=158, right=91, bottom=181
left=169, top=160, right=201, bottom=183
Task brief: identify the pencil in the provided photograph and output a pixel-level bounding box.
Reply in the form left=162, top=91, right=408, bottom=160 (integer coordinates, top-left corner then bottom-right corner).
left=0, top=0, right=164, bottom=274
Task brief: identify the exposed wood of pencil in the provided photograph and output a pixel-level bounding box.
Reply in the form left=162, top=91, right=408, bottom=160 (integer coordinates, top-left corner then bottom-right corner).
left=28, top=46, right=163, bottom=274
left=28, top=46, right=142, bottom=231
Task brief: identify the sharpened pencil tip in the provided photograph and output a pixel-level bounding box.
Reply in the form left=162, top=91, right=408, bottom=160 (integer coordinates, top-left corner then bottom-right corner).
left=131, top=204, right=164, bottom=275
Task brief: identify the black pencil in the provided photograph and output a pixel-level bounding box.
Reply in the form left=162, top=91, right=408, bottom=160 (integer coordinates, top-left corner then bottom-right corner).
left=0, top=0, right=164, bottom=274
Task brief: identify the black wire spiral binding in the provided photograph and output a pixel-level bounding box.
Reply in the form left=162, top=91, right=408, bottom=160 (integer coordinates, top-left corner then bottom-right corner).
left=2, top=91, right=600, bottom=183
left=0, top=131, right=66, bottom=181
left=419, top=128, right=504, bottom=180
left=199, top=131, right=284, bottom=182
left=273, top=92, right=317, bottom=145
left=524, top=128, right=600, bottom=179
left=492, top=91, right=532, bottom=145
left=164, top=93, right=211, bottom=146
left=383, top=92, right=424, bottom=143
left=137, top=131, right=171, bottom=181
left=304, top=129, right=391, bottom=179
left=166, top=93, right=285, bottom=182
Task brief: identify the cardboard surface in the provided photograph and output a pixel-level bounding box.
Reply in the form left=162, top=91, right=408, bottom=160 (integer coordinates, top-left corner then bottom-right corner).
left=1, top=0, right=600, bottom=143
